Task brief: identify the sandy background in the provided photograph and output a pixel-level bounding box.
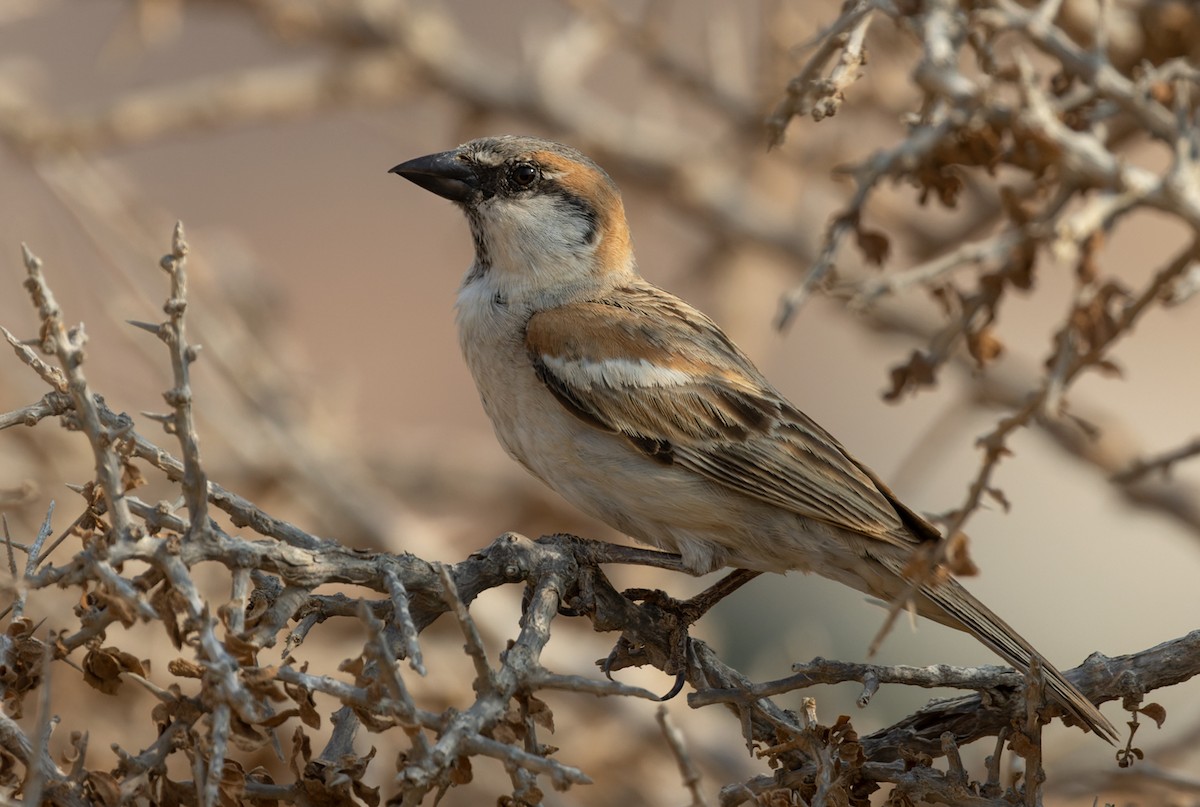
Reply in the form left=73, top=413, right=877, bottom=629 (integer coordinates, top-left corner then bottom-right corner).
left=0, top=1, right=1197, bottom=803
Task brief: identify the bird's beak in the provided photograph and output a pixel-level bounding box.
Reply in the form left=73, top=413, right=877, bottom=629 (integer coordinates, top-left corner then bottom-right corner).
left=389, top=150, right=479, bottom=204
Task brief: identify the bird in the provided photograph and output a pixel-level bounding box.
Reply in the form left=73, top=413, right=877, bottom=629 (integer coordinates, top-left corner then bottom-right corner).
left=389, top=134, right=1117, bottom=742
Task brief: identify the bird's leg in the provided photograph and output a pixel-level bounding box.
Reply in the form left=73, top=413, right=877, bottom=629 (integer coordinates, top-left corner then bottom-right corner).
left=623, top=568, right=762, bottom=626
left=610, top=569, right=763, bottom=701
left=554, top=560, right=600, bottom=618
left=683, top=568, right=762, bottom=623
left=568, top=536, right=692, bottom=573
left=548, top=546, right=763, bottom=700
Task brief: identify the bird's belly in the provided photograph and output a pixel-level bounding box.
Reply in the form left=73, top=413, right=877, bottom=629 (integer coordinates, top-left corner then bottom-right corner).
left=485, top=373, right=845, bottom=574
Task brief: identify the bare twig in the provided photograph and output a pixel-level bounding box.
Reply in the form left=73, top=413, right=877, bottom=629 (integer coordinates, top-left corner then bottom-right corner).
left=657, top=706, right=712, bottom=807
left=691, top=658, right=1023, bottom=707
left=1111, top=436, right=1200, bottom=485
left=19, top=245, right=136, bottom=542
left=153, top=222, right=210, bottom=540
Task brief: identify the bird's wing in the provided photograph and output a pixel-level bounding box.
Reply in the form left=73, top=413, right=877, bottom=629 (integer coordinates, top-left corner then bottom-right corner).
left=524, top=289, right=931, bottom=550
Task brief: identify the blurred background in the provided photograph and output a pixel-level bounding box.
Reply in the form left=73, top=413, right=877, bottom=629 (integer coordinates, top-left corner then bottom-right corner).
left=0, top=0, right=1198, bottom=803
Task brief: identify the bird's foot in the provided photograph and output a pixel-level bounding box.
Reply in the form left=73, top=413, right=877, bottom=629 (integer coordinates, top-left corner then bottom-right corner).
left=601, top=570, right=760, bottom=699
left=623, top=568, right=762, bottom=626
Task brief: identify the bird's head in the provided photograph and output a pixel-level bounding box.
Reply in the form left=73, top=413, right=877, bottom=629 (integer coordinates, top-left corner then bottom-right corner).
left=391, top=136, right=635, bottom=300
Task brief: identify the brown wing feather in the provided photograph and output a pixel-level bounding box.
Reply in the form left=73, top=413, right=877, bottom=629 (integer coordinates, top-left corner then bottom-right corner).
left=524, top=286, right=920, bottom=548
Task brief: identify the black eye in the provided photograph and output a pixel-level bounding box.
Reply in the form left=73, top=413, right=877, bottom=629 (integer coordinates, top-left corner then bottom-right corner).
left=510, top=163, right=538, bottom=187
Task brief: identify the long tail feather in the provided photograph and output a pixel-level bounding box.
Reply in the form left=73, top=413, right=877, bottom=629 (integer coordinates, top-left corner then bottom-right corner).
left=878, top=557, right=1118, bottom=743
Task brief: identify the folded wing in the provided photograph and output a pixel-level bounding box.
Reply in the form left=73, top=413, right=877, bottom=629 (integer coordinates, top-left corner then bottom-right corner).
left=524, top=287, right=926, bottom=550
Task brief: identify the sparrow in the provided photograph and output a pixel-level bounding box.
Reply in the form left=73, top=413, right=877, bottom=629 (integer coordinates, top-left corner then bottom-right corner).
left=389, top=135, right=1117, bottom=742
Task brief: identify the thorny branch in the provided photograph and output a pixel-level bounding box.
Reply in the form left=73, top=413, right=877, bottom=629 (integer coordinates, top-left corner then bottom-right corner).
left=657, top=706, right=712, bottom=807
left=1111, top=436, right=1200, bottom=485
left=3, top=235, right=1196, bottom=802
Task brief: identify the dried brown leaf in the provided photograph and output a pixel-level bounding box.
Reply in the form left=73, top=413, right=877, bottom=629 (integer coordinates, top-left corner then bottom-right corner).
left=526, top=695, right=555, bottom=734
left=222, top=630, right=262, bottom=666
left=84, top=771, right=122, bottom=807
left=244, top=589, right=272, bottom=628
left=246, top=766, right=279, bottom=806
left=929, top=284, right=957, bottom=316
left=966, top=326, right=1004, bottom=367
left=160, top=777, right=192, bottom=807
left=352, top=707, right=399, bottom=733
left=1071, top=281, right=1131, bottom=353
left=944, top=532, right=978, bottom=577
left=1138, top=702, right=1167, bottom=728
left=289, top=727, right=312, bottom=780
left=260, top=708, right=302, bottom=730
left=281, top=676, right=321, bottom=729
left=978, top=271, right=1005, bottom=305
left=150, top=584, right=188, bottom=649
left=230, top=713, right=273, bottom=753
left=448, top=754, right=473, bottom=786
left=82, top=646, right=145, bottom=695
left=856, top=228, right=890, bottom=267
left=884, top=350, right=939, bottom=401
left=0, top=745, right=23, bottom=789
left=0, top=618, right=45, bottom=716
left=492, top=723, right=518, bottom=745
left=352, top=779, right=381, bottom=807
left=91, top=585, right=140, bottom=629
left=339, top=655, right=366, bottom=679
left=217, top=759, right=248, bottom=807
left=999, top=186, right=1033, bottom=226
left=150, top=685, right=204, bottom=737
left=915, top=164, right=964, bottom=207
left=168, top=658, right=204, bottom=679
left=121, top=459, right=146, bottom=493
left=1007, top=729, right=1035, bottom=760
left=1076, top=232, right=1104, bottom=283
left=1007, top=242, right=1037, bottom=291
left=296, top=748, right=380, bottom=807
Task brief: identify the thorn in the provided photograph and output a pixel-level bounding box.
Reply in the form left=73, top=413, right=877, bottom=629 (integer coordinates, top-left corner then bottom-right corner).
left=21, top=243, right=41, bottom=271
left=127, top=320, right=162, bottom=335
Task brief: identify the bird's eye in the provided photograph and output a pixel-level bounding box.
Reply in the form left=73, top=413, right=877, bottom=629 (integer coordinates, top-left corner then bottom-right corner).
left=510, top=163, right=538, bottom=187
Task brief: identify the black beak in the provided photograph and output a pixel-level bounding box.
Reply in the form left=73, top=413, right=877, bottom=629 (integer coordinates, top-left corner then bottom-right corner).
left=389, top=150, right=479, bottom=204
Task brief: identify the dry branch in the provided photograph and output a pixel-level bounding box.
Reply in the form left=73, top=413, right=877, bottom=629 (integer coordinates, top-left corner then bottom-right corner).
left=0, top=231, right=1198, bottom=802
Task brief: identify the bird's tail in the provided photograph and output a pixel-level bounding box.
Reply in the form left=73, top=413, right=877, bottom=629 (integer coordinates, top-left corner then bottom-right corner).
left=878, top=557, right=1118, bottom=743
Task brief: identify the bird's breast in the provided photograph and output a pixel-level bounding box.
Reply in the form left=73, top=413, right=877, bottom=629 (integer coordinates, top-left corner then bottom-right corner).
left=455, top=277, right=532, bottom=455
left=455, top=273, right=658, bottom=517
